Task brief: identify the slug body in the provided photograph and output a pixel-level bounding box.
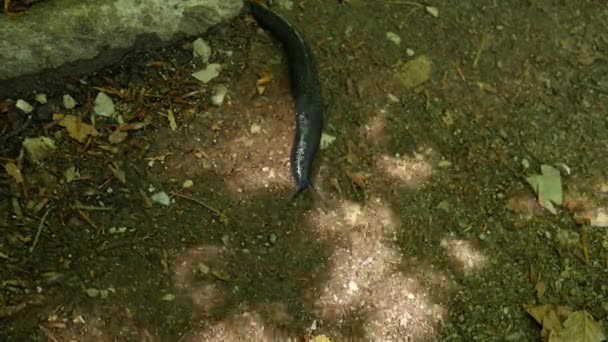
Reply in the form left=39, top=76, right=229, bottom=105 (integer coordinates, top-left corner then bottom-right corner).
left=249, top=1, right=324, bottom=199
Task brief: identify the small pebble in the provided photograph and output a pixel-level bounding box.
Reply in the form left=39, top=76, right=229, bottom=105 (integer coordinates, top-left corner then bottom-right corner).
left=192, top=37, right=212, bottom=64
left=425, top=6, right=439, bottom=17
left=15, top=99, right=34, bottom=113
left=150, top=191, right=171, bottom=206
left=34, top=93, right=48, bottom=104
left=182, top=179, right=194, bottom=188
left=269, top=233, right=277, bottom=244
left=192, top=63, right=221, bottom=83
left=406, top=48, right=415, bottom=56
left=93, top=92, right=115, bottom=117
left=211, top=85, right=228, bottom=106
left=63, top=94, right=77, bottom=109
left=385, top=31, right=401, bottom=45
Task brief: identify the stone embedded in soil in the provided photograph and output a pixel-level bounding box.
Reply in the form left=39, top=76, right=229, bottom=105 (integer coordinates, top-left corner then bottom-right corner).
left=211, top=84, right=228, bottom=106
left=193, top=38, right=212, bottom=64
left=150, top=191, right=171, bottom=206
left=192, top=63, right=222, bottom=83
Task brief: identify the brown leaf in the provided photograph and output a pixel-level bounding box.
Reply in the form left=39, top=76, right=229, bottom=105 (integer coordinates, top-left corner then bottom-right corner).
left=108, top=162, right=126, bottom=184
left=505, top=194, right=545, bottom=217
left=347, top=171, right=366, bottom=189
left=56, top=115, right=100, bottom=143
left=4, top=162, right=23, bottom=184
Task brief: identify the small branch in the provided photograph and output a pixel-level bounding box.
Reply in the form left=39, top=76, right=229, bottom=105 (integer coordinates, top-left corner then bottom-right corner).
left=30, top=207, right=52, bottom=253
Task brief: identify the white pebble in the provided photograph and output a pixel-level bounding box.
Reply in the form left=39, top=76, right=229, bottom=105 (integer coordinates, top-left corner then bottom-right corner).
left=192, top=63, right=221, bottom=83
left=211, top=85, right=227, bottom=106
left=151, top=191, right=171, bottom=206
left=406, top=48, right=415, bottom=56
left=63, top=94, right=77, bottom=109
left=425, top=6, right=439, bottom=17
left=182, top=179, right=194, bottom=188
left=385, top=32, right=401, bottom=45
left=93, top=92, right=115, bottom=117
left=192, top=37, right=212, bottom=64
left=34, top=93, right=48, bottom=104
left=15, top=99, right=34, bottom=113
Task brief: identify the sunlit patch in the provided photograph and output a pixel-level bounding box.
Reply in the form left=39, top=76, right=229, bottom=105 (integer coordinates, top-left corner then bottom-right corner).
left=315, top=243, right=444, bottom=340
left=172, top=245, right=229, bottom=316
left=314, top=199, right=399, bottom=239
left=377, top=153, right=433, bottom=188
left=363, top=109, right=388, bottom=143
left=180, top=307, right=295, bottom=341
left=309, top=198, right=442, bottom=339
left=442, top=239, right=488, bottom=277
left=217, top=101, right=297, bottom=196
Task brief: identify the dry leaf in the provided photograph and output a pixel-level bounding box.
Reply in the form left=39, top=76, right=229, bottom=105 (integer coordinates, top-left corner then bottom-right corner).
left=108, top=162, right=126, bottom=184
left=347, top=171, right=366, bottom=189
left=57, top=115, right=100, bottom=143
left=167, top=109, right=177, bottom=131
left=4, top=162, right=23, bottom=184
left=257, top=73, right=273, bottom=86
left=505, top=194, right=545, bottom=217
left=535, top=280, right=546, bottom=300
left=561, top=310, right=606, bottom=342
left=108, top=129, right=128, bottom=144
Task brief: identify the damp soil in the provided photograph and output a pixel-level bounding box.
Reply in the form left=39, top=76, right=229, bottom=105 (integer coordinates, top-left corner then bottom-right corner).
left=1, top=0, right=608, bottom=341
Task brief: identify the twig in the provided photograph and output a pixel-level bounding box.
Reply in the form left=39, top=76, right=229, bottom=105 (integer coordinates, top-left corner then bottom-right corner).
left=388, top=1, right=425, bottom=7
left=38, top=324, right=60, bottom=342
left=72, top=203, right=113, bottom=211
left=30, top=207, right=52, bottom=253
left=172, top=192, right=230, bottom=224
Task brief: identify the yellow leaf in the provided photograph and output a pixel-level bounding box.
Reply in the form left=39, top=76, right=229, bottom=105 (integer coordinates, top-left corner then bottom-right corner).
left=167, top=109, right=177, bottom=131
left=57, top=115, right=100, bottom=143
left=4, top=162, right=23, bottom=184
left=561, top=310, right=606, bottom=342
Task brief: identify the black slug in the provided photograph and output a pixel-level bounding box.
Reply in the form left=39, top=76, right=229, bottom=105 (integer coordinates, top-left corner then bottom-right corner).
left=249, top=1, right=324, bottom=200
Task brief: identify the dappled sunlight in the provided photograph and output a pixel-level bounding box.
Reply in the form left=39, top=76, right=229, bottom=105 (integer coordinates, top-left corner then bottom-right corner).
left=217, top=98, right=296, bottom=196
left=315, top=243, right=444, bottom=340
left=173, top=245, right=229, bottom=316
left=314, top=198, right=399, bottom=239
left=180, top=306, right=297, bottom=341
left=363, top=108, right=388, bottom=144
left=442, top=238, right=488, bottom=276
left=309, top=198, right=442, bottom=339
left=377, top=153, right=433, bottom=188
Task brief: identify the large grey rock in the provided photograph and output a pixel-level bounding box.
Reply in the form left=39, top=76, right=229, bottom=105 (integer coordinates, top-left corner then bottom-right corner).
left=0, top=0, right=244, bottom=96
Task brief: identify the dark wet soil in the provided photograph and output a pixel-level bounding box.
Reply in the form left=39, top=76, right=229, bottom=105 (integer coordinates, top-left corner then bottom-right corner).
left=1, top=0, right=608, bottom=341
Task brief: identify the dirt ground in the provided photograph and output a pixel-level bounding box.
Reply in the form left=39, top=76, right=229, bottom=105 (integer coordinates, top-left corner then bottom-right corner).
left=2, top=0, right=608, bottom=341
